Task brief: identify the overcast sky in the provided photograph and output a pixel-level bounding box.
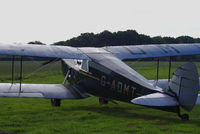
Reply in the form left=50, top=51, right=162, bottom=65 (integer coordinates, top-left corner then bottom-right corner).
left=0, top=0, right=200, bottom=44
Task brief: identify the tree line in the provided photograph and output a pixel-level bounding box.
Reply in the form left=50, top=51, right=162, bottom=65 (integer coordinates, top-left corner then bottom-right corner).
left=27, top=30, right=200, bottom=61
left=51, top=30, right=200, bottom=47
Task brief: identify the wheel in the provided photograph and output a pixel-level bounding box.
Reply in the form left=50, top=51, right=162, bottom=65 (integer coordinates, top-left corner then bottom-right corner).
left=181, top=114, right=189, bottom=120
left=51, top=99, right=61, bottom=107
left=99, top=98, right=108, bottom=104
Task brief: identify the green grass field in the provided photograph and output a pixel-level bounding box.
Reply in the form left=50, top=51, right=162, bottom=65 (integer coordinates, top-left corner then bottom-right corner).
left=0, top=61, right=200, bottom=134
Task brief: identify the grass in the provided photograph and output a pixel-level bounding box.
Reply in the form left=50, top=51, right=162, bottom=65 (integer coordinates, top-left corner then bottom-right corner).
left=0, top=60, right=199, bottom=134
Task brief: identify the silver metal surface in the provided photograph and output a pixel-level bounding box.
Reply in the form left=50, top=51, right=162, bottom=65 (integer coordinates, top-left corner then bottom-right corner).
left=85, top=53, right=163, bottom=92
left=0, top=43, right=90, bottom=60
left=0, top=83, right=86, bottom=99
left=1, top=43, right=200, bottom=61
left=149, top=79, right=200, bottom=90
left=131, top=93, right=178, bottom=106
left=103, top=43, right=200, bottom=60
left=168, top=62, right=199, bottom=111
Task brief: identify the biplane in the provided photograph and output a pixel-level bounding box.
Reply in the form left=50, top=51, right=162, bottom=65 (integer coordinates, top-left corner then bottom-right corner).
left=0, top=43, right=200, bottom=120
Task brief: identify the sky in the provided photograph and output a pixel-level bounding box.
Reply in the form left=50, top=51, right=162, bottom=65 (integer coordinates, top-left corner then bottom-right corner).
left=0, top=0, right=200, bottom=44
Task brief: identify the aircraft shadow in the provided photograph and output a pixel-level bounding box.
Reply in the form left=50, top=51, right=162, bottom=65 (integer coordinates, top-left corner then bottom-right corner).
left=61, top=105, right=200, bottom=126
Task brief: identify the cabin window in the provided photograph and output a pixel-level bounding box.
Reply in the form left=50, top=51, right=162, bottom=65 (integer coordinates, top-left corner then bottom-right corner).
left=74, top=59, right=89, bottom=72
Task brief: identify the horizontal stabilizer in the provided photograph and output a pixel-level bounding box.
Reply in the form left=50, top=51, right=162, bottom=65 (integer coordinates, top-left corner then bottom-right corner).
left=0, top=83, right=88, bottom=99
left=149, top=79, right=200, bottom=91
left=131, top=93, right=178, bottom=106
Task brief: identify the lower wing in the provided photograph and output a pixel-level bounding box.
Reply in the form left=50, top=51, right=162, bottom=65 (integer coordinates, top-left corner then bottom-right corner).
left=0, top=83, right=88, bottom=99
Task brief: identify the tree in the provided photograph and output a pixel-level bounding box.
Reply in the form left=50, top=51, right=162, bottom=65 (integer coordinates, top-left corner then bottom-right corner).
left=28, top=41, right=45, bottom=45
left=152, top=36, right=164, bottom=44
left=163, top=37, right=177, bottom=44
left=195, top=38, right=200, bottom=43
left=139, top=34, right=153, bottom=44
left=176, top=36, right=195, bottom=43
left=52, top=30, right=200, bottom=47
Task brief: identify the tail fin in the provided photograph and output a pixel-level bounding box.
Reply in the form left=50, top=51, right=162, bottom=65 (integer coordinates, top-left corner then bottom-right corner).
left=131, top=62, right=199, bottom=114
left=167, top=62, right=199, bottom=111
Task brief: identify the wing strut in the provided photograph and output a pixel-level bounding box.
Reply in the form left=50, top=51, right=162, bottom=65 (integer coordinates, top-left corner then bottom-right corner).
left=11, top=56, right=15, bottom=84
left=156, top=58, right=159, bottom=81
left=168, top=56, right=172, bottom=82
left=63, top=68, right=72, bottom=85
left=19, top=56, right=23, bottom=93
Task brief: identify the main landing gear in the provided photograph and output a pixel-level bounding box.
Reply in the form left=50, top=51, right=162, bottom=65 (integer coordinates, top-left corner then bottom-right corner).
left=99, top=97, right=108, bottom=104
left=177, top=107, right=189, bottom=120
left=51, top=99, right=61, bottom=107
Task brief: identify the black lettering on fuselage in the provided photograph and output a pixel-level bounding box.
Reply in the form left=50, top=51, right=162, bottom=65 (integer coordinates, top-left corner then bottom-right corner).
left=117, top=82, right=123, bottom=93
left=123, top=84, right=130, bottom=96
left=131, top=86, right=136, bottom=97
left=111, top=80, right=116, bottom=90
left=100, top=75, right=137, bottom=97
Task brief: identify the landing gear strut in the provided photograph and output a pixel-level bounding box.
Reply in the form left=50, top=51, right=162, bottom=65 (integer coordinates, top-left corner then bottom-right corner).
left=51, top=99, right=61, bottom=107
left=177, top=107, right=189, bottom=120
left=99, top=97, right=108, bottom=104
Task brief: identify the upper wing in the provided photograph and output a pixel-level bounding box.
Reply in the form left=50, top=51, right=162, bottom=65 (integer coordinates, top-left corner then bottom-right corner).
left=1, top=43, right=200, bottom=61
left=0, top=43, right=90, bottom=60
left=103, top=43, right=200, bottom=60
